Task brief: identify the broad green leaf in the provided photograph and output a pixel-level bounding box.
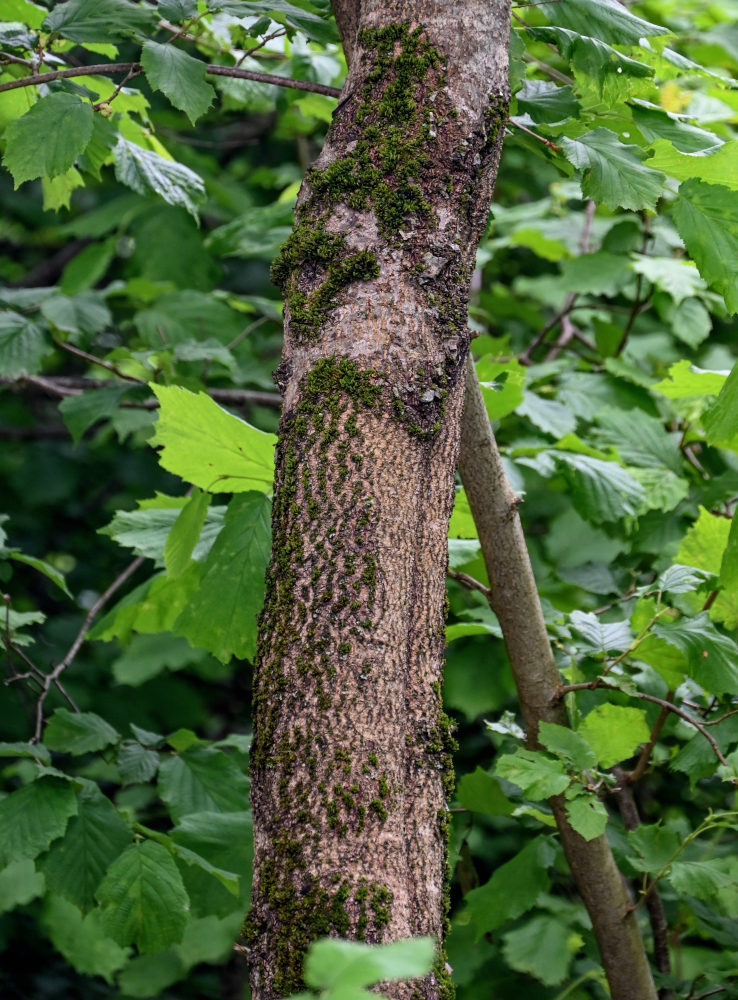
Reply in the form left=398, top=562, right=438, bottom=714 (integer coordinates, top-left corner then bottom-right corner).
left=552, top=451, right=645, bottom=523
left=652, top=360, right=726, bottom=399
left=719, top=516, right=738, bottom=594
left=42, top=895, right=130, bottom=982
left=150, top=385, right=276, bottom=493
left=100, top=499, right=225, bottom=564
left=448, top=487, right=477, bottom=539
left=560, top=129, right=665, bottom=212
left=2, top=93, right=93, bottom=186
left=0, top=776, right=77, bottom=865
left=519, top=392, right=576, bottom=439
left=159, top=0, right=198, bottom=18
left=669, top=860, right=738, bottom=900
left=141, top=41, right=215, bottom=125
left=495, top=749, right=571, bottom=799
left=677, top=507, right=731, bottom=574
left=630, top=256, right=706, bottom=306
left=133, top=290, right=245, bottom=347
left=96, top=840, right=189, bottom=952
left=114, top=138, right=206, bottom=220
left=502, top=915, right=575, bottom=986
left=171, top=811, right=253, bottom=910
left=565, top=791, right=608, bottom=841
left=158, top=745, right=249, bottom=822
left=0, top=741, right=51, bottom=764
left=0, top=311, right=48, bottom=377
left=4, top=0, right=46, bottom=28
left=0, top=858, right=45, bottom=914
left=445, top=621, right=502, bottom=643
left=117, top=741, right=160, bottom=784
left=209, top=0, right=338, bottom=44
left=653, top=564, right=713, bottom=596
left=164, top=489, right=211, bottom=578
left=116, top=949, right=185, bottom=998
left=135, top=823, right=240, bottom=895
left=652, top=613, right=738, bottom=695
left=176, top=912, right=242, bottom=967
left=88, top=566, right=203, bottom=643
left=174, top=491, right=271, bottom=662
left=476, top=357, right=525, bottom=421
left=7, top=551, right=73, bottom=598
left=627, top=823, right=681, bottom=873
left=594, top=406, right=682, bottom=473
left=463, top=836, right=556, bottom=935
left=39, top=292, right=111, bottom=337
left=632, top=104, right=718, bottom=153
left=304, top=936, right=435, bottom=990
left=39, top=784, right=132, bottom=911
left=647, top=140, right=738, bottom=192
left=44, top=709, right=120, bottom=756
left=112, top=632, right=207, bottom=686
left=456, top=767, right=515, bottom=816
left=568, top=610, right=633, bottom=656
left=43, top=0, right=156, bottom=41
left=59, top=385, right=130, bottom=444
left=578, top=704, right=650, bottom=768
left=703, top=360, right=738, bottom=447
left=515, top=80, right=580, bottom=125
left=547, top=0, right=669, bottom=44
left=672, top=179, right=738, bottom=314
left=670, top=297, right=712, bottom=348
left=559, top=251, right=632, bottom=296
left=539, top=722, right=596, bottom=771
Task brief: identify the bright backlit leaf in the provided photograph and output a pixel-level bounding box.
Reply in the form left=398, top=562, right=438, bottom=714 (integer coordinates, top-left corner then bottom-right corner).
left=578, top=704, right=650, bottom=768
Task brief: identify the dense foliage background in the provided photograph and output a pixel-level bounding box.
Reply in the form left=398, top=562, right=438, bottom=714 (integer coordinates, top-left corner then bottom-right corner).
left=1, top=0, right=738, bottom=997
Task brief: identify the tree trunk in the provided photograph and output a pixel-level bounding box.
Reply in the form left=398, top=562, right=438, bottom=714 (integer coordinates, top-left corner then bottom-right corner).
left=247, top=3, right=510, bottom=997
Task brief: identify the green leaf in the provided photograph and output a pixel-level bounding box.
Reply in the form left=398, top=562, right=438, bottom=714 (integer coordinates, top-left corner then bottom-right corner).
left=515, top=81, right=580, bottom=125
left=117, top=949, right=185, bottom=998
left=0, top=858, right=45, bottom=914
left=568, top=610, right=633, bottom=656
left=164, top=489, right=211, bottom=577
left=631, top=256, right=706, bottom=306
left=547, top=0, right=669, bottom=44
left=677, top=507, right=731, bottom=574
left=626, top=822, right=681, bottom=873
left=2, top=93, right=93, bottom=186
left=141, top=41, right=215, bottom=125
left=42, top=894, right=130, bottom=982
left=158, top=745, right=249, bottom=822
left=565, top=791, right=608, bottom=841
left=476, top=357, right=526, bottom=421
left=117, top=741, right=160, bottom=784
left=558, top=250, right=632, bottom=296
left=538, top=722, right=597, bottom=771
left=719, top=516, right=738, bottom=594
left=652, top=360, right=726, bottom=399
left=112, top=632, right=206, bottom=686
left=44, top=709, right=120, bottom=755
left=652, top=613, right=738, bottom=695
left=647, top=139, right=738, bottom=192
left=672, top=180, right=738, bottom=314
left=209, top=0, right=338, bottom=44
left=456, top=767, right=515, bottom=816
left=43, top=0, right=156, bottom=41
left=96, top=839, right=189, bottom=952
left=174, top=492, right=271, bottom=662
left=114, top=138, right=206, bottom=220
left=88, top=565, right=203, bottom=643
left=304, top=936, right=435, bottom=990
left=0, top=310, right=48, bottom=377
left=133, top=290, right=246, bottom=347
left=100, top=497, right=225, bottom=564
left=39, top=783, right=133, bottom=911
left=0, top=776, right=78, bottom=866
left=40, top=292, right=111, bottom=337
left=560, top=129, right=665, bottom=212
left=669, top=860, right=738, bottom=900
left=552, top=451, right=646, bottom=523
left=7, top=551, right=73, bottom=598
left=59, top=385, right=130, bottom=444
left=0, top=741, right=51, bottom=764
left=703, top=360, right=738, bottom=448
left=463, top=836, right=557, bottom=935
left=519, top=392, right=576, bottom=439
left=150, top=385, right=276, bottom=493
left=502, top=915, right=575, bottom=986
left=159, top=0, right=198, bottom=18
left=577, top=704, right=650, bottom=768
left=170, top=810, right=252, bottom=902
left=495, top=749, right=571, bottom=799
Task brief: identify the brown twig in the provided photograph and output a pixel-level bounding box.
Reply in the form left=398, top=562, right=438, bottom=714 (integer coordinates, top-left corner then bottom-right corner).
left=625, top=698, right=671, bottom=784
left=57, top=341, right=144, bottom=383
left=447, top=570, right=491, bottom=598
left=0, top=61, right=342, bottom=97
left=30, top=556, right=145, bottom=742
left=508, top=118, right=558, bottom=150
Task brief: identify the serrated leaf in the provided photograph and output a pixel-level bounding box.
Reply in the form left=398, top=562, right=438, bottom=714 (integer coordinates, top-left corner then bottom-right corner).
left=0, top=310, right=48, bottom=377
left=0, top=776, right=78, bottom=865
left=112, top=632, right=206, bottom=687
left=0, top=858, right=45, bottom=914
left=159, top=0, right=198, bottom=18
left=171, top=810, right=253, bottom=909
left=42, top=894, right=130, bottom=982
left=2, top=93, right=93, bottom=186
left=552, top=451, right=645, bottom=523
left=669, top=860, right=738, bottom=900
left=578, top=704, right=650, bottom=768
left=89, top=566, right=202, bottom=643
left=654, top=564, right=713, bottom=595
left=647, top=139, right=738, bottom=192
left=304, top=936, right=435, bottom=990
left=158, top=746, right=249, bottom=822
left=117, top=949, right=185, bottom=998
left=117, top=741, right=160, bottom=784
left=539, top=722, right=597, bottom=771
left=40, top=291, right=111, bottom=337
left=672, top=180, right=738, bottom=314
left=565, top=792, right=608, bottom=841
left=652, top=613, right=738, bottom=695
left=463, top=836, right=556, bottom=935
left=502, top=915, right=574, bottom=986
left=164, top=489, right=211, bottom=578
left=150, top=385, right=276, bottom=493
left=44, top=709, right=120, bottom=756
left=519, top=391, right=576, bottom=438
left=652, top=360, right=726, bottom=399
left=568, top=610, right=634, bottom=656
left=39, top=783, right=132, bottom=910
left=630, top=256, right=706, bottom=306
left=703, top=360, right=738, bottom=448
left=113, top=138, right=206, bottom=219
left=547, top=0, right=669, bottom=44
left=208, top=0, right=338, bottom=44
left=627, top=822, right=681, bottom=873
left=0, top=741, right=51, bottom=764
left=141, top=41, right=215, bottom=125
left=677, top=507, right=731, bottom=574
left=719, top=516, right=738, bottom=594
left=133, top=290, right=246, bottom=347
left=174, top=492, right=271, bottom=662
left=456, top=767, right=515, bottom=816
left=43, top=0, right=156, bottom=41
left=100, top=498, right=225, bottom=564
left=560, top=129, right=665, bottom=212
left=96, top=840, right=189, bottom=952
left=59, top=385, right=130, bottom=444
left=495, top=749, right=571, bottom=799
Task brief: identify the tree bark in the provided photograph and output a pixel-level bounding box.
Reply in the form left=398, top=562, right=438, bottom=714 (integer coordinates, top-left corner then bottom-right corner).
left=247, top=3, right=510, bottom=998
left=458, top=357, right=658, bottom=1000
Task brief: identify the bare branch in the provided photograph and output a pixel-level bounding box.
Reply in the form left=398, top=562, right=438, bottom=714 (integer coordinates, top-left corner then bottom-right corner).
left=447, top=570, right=491, bottom=598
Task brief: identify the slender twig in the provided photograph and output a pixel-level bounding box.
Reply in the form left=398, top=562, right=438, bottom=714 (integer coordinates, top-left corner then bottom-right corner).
left=507, top=118, right=558, bottom=150
left=30, top=557, right=144, bottom=742
left=93, top=65, right=141, bottom=110
left=522, top=53, right=573, bottom=84
left=0, top=51, right=34, bottom=67
left=0, top=61, right=342, bottom=97
left=447, top=570, right=491, bottom=597
left=625, top=699, right=671, bottom=784
left=57, top=342, right=144, bottom=383
left=235, top=29, right=288, bottom=67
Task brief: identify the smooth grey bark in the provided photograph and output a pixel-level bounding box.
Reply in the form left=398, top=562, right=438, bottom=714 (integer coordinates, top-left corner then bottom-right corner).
left=458, top=356, right=658, bottom=1000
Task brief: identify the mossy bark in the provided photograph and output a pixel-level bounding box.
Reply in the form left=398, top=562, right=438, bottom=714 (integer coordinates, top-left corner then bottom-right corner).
left=247, top=3, right=510, bottom=998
